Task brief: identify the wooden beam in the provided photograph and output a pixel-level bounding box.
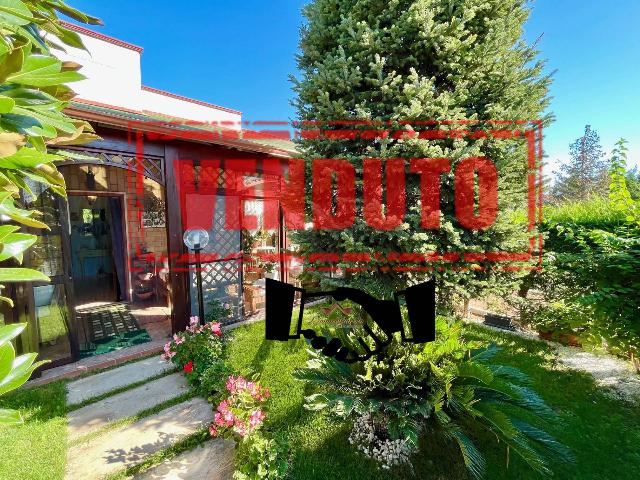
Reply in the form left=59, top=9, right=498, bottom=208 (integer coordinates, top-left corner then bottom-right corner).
left=163, top=144, right=190, bottom=333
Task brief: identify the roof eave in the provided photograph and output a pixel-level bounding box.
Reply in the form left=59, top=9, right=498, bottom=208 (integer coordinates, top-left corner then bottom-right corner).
left=65, top=104, right=297, bottom=159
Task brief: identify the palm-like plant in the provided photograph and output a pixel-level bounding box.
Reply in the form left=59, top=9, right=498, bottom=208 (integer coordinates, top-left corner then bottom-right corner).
left=293, top=318, right=573, bottom=478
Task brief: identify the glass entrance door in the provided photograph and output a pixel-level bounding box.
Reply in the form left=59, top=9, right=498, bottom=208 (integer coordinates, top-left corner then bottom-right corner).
left=23, top=186, right=78, bottom=365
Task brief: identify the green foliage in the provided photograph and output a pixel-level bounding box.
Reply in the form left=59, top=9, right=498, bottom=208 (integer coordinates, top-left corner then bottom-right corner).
left=0, top=0, right=100, bottom=304
left=608, top=139, right=640, bottom=226
left=528, top=300, right=590, bottom=337
left=233, top=431, right=290, bottom=480
left=291, top=0, right=552, bottom=304
left=521, top=139, right=640, bottom=359
left=205, top=298, right=233, bottom=323
left=163, top=318, right=225, bottom=388
left=552, top=125, right=609, bottom=202
left=0, top=323, right=48, bottom=424
left=543, top=196, right=627, bottom=227
left=294, top=318, right=571, bottom=478
left=196, top=359, right=233, bottom=400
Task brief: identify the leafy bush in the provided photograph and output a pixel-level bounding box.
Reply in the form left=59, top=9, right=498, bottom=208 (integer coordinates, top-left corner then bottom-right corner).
left=294, top=318, right=573, bottom=478
left=232, top=431, right=289, bottom=480
left=529, top=301, right=591, bottom=337
left=0, top=323, right=47, bottom=424
left=205, top=299, right=233, bottom=323
left=521, top=141, right=640, bottom=361
left=161, top=316, right=224, bottom=388
left=197, top=360, right=234, bottom=400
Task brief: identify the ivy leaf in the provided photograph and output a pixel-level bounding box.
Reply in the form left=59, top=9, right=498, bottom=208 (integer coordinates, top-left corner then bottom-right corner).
left=0, top=131, right=24, bottom=157
left=45, top=0, right=102, bottom=26
left=0, top=192, right=49, bottom=228
left=0, top=323, right=25, bottom=346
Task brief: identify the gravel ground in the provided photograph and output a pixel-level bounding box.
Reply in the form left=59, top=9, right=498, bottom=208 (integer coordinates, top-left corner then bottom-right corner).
left=465, top=316, right=640, bottom=403
left=555, top=345, right=640, bottom=403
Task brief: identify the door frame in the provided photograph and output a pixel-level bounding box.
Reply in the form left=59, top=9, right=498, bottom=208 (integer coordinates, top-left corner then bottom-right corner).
left=67, top=191, right=131, bottom=303
left=22, top=194, right=80, bottom=368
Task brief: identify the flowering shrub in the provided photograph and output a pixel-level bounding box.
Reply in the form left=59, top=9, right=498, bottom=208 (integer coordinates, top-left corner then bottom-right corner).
left=209, top=375, right=270, bottom=439
left=162, top=316, right=224, bottom=387
left=349, top=413, right=414, bottom=470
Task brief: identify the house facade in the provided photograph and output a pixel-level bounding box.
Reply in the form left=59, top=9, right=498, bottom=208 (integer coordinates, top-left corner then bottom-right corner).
left=4, top=23, right=297, bottom=369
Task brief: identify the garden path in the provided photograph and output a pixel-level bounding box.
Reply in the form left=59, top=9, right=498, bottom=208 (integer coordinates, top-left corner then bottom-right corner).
left=555, top=346, right=640, bottom=403
left=64, top=356, right=233, bottom=480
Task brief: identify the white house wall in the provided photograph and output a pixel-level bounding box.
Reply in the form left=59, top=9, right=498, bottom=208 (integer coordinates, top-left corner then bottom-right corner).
left=54, top=26, right=241, bottom=129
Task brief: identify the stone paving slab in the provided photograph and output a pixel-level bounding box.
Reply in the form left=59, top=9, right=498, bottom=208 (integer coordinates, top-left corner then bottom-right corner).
left=27, top=340, right=167, bottom=389
left=133, top=439, right=235, bottom=480
left=66, top=397, right=212, bottom=480
left=66, top=355, right=174, bottom=405
left=68, top=373, right=190, bottom=440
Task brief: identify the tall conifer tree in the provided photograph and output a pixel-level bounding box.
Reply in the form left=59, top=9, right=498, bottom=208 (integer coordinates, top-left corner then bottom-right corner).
left=553, top=125, right=608, bottom=201
left=291, top=0, right=552, bottom=303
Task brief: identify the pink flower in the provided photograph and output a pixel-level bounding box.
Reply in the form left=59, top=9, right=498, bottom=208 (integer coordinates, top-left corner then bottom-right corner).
left=187, top=316, right=200, bottom=333
left=236, top=376, right=247, bottom=391
left=173, top=334, right=184, bottom=345
left=226, top=376, right=237, bottom=394
left=208, top=424, right=218, bottom=437
left=233, top=421, right=247, bottom=437
left=249, top=409, right=265, bottom=430
left=223, top=410, right=234, bottom=426
left=209, top=322, right=222, bottom=336
left=162, top=343, right=175, bottom=360
left=213, top=412, right=223, bottom=426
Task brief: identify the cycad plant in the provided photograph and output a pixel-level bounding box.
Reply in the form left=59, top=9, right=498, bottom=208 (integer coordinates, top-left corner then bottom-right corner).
left=293, top=318, right=573, bottom=478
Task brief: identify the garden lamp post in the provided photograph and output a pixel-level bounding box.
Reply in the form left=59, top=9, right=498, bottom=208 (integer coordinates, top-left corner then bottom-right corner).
left=183, top=228, right=210, bottom=325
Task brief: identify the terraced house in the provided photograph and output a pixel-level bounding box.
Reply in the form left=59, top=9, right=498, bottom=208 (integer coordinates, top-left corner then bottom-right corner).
left=3, top=22, right=297, bottom=373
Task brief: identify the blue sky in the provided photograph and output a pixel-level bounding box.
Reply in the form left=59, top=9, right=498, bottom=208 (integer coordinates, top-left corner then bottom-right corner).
left=70, top=0, right=639, bottom=174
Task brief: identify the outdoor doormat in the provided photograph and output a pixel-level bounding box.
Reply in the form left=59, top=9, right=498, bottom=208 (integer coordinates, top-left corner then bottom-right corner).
left=77, top=303, right=151, bottom=358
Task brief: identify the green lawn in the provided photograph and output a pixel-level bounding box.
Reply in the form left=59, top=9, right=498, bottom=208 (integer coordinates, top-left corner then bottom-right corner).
left=0, top=381, right=67, bottom=480
left=1, top=319, right=639, bottom=479
left=226, top=320, right=640, bottom=480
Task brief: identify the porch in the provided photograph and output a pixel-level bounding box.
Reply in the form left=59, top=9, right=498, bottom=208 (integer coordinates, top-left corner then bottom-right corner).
left=10, top=116, right=296, bottom=377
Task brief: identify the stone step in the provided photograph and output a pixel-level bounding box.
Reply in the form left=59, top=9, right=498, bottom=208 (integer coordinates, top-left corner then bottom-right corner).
left=68, top=373, right=190, bottom=440
left=133, top=439, right=235, bottom=480
left=67, top=355, right=174, bottom=405
left=66, top=398, right=212, bottom=480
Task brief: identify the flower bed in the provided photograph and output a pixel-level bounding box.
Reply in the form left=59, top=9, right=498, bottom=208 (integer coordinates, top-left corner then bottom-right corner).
left=162, top=316, right=225, bottom=391
left=163, top=317, right=289, bottom=479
